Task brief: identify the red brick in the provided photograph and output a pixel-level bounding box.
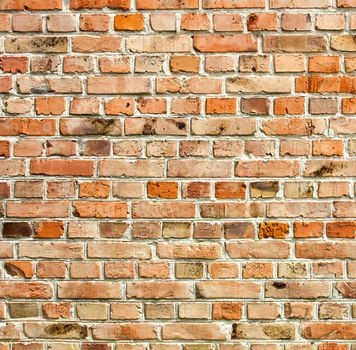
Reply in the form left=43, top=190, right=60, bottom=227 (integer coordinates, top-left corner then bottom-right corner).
left=181, top=13, right=210, bottom=31
left=309, top=56, right=340, bottom=73
left=0, top=76, right=12, bottom=93
left=70, top=0, right=130, bottom=9
left=327, top=222, right=356, bottom=238
left=0, top=0, right=62, bottom=10
left=137, top=0, right=198, bottom=9
left=0, top=57, right=29, bottom=73
left=47, top=14, right=76, bottom=32
left=162, top=323, right=227, bottom=340
left=170, top=56, right=200, bottom=73
left=147, top=182, right=178, bottom=199
left=88, top=76, right=151, bottom=94
left=206, top=98, right=236, bottom=114
left=35, top=97, right=65, bottom=115
left=215, top=182, right=246, bottom=199
left=72, top=36, right=122, bottom=53
left=73, top=201, right=128, bottom=218
left=203, top=0, right=265, bottom=8
left=281, top=14, right=311, bottom=31
left=127, top=282, right=193, bottom=299
left=93, top=323, right=157, bottom=340
left=30, top=160, right=94, bottom=176
left=196, top=281, right=260, bottom=299
left=302, top=323, right=356, bottom=340
left=247, top=13, right=278, bottom=31
left=58, top=282, right=121, bottom=299
left=12, top=14, right=42, bottom=32
left=158, top=242, right=221, bottom=259
left=0, top=14, right=10, bottom=31
left=274, top=97, right=304, bottom=115
left=294, top=222, right=323, bottom=238
left=80, top=14, right=110, bottom=32
left=264, top=35, right=327, bottom=52
left=0, top=282, right=52, bottom=299
left=213, top=14, right=243, bottom=31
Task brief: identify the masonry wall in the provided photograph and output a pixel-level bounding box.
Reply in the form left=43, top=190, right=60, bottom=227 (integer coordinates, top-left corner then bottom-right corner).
left=0, top=0, right=356, bottom=349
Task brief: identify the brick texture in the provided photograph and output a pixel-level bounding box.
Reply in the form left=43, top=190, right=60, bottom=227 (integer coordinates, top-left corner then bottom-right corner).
left=0, top=0, right=356, bottom=348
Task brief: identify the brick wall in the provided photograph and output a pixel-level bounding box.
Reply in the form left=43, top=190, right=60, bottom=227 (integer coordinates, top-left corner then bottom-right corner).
left=0, top=0, right=356, bottom=349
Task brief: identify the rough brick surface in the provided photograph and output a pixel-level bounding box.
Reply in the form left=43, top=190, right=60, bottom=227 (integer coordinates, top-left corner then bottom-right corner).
left=0, top=1, right=355, bottom=348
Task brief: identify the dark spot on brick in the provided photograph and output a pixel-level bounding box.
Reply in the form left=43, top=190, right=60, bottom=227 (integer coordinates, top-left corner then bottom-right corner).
left=91, top=119, right=116, bottom=135
left=306, top=120, right=315, bottom=135
left=4, top=262, right=26, bottom=278
left=251, top=182, right=279, bottom=192
left=263, top=325, right=294, bottom=339
left=31, top=37, right=67, bottom=49
left=44, top=323, right=88, bottom=339
left=82, top=344, right=111, bottom=350
left=273, top=281, right=287, bottom=289
left=176, top=122, right=186, bottom=130
left=224, top=222, right=254, bottom=239
left=143, top=120, right=156, bottom=135
left=73, top=207, right=80, bottom=217
left=31, top=85, right=50, bottom=94
left=248, top=13, right=258, bottom=26
left=2, top=222, right=32, bottom=238
left=137, top=96, right=147, bottom=106
left=305, top=186, right=313, bottom=196
left=46, top=59, right=53, bottom=71
left=310, top=163, right=341, bottom=177
left=231, top=323, right=246, bottom=339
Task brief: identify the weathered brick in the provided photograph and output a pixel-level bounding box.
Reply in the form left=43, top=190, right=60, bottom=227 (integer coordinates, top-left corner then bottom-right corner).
left=162, top=323, right=227, bottom=340
left=88, top=76, right=151, bottom=94
left=0, top=282, right=52, bottom=299
left=227, top=76, right=291, bottom=93
left=281, top=14, right=311, bottom=31
left=133, top=202, right=195, bottom=218
left=158, top=242, right=221, bottom=259
left=232, top=323, right=295, bottom=340
left=58, top=282, right=121, bottom=299
left=197, top=281, right=260, bottom=299
left=127, top=282, right=193, bottom=299
left=265, top=281, right=329, bottom=299
left=227, top=241, right=290, bottom=259
left=92, top=323, right=157, bottom=340
left=19, top=242, right=83, bottom=259
left=0, top=56, right=29, bottom=73
left=127, top=35, right=191, bottom=52
left=301, top=323, right=356, bottom=340
left=263, top=35, right=327, bottom=52
left=194, top=34, right=258, bottom=52
left=31, top=160, right=94, bottom=176
left=5, top=36, right=68, bottom=53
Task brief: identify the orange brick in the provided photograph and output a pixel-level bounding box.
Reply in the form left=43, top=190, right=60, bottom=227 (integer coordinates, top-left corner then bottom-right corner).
left=309, top=56, right=340, bottom=73
left=148, top=182, right=178, bottom=199
left=114, top=14, right=144, bottom=31
left=206, top=98, right=237, bottom=114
